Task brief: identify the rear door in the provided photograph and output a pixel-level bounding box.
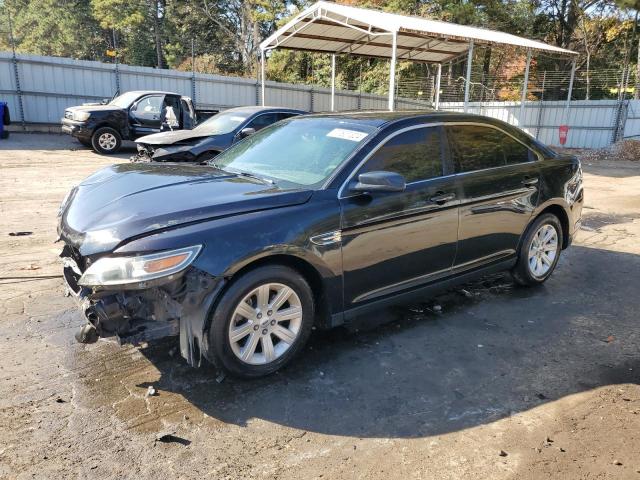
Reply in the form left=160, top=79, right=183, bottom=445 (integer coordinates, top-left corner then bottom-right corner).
left=445, top=123, right=540, bottom=270
left=340, top=125, right=459, bottom=308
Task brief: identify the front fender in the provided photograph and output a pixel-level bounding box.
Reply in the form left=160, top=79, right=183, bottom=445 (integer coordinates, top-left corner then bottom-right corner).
left=114, top=192, right=343, bottom=315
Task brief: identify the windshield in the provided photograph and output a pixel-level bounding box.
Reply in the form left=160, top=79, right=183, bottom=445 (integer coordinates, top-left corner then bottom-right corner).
left=193, top=110, right=250, bottom=135
left=210, top=118, right=377, bottom=187
left=109, top=92, right=144, bottom=108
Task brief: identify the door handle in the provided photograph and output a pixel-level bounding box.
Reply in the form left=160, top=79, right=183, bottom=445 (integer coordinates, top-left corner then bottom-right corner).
left=429, top=192, right=456, bottom=204
left=522, top=177, right=539, bottom=186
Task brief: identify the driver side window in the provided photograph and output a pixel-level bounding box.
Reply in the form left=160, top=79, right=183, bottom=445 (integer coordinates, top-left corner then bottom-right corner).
left=360, top=126, right=444, bottom=183
left=131, top=95, right=164, bottom=121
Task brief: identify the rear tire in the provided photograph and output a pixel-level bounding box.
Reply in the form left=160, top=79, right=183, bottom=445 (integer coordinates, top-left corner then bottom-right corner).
left=512, top=213, right=563, bottom=286
left=206, top=265, right=314, bottom=379
left=91, top=127, right=121, bottom=154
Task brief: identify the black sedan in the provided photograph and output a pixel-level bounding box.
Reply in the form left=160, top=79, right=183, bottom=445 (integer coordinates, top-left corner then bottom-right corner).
left=58, top=111, right=583, bottom=378
left=132, top=106, right=305, bottom=163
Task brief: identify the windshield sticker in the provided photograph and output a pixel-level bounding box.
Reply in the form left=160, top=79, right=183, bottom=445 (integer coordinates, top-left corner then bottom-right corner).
left=326, top=128, right=368, bottom=142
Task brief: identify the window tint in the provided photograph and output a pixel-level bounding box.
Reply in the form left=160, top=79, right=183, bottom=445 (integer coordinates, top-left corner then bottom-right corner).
left=447, top=125, right=532, bottom=173
left=246, top=113, right=279, bottom=131
left=361, top=126, right=443, bottom=183
left=503, top=134, right=532, bottom=165
left=277, top=112, right=300, bottom=121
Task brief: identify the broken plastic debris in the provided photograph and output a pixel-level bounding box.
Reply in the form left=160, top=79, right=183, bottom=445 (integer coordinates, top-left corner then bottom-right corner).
left=146, top=386, right=157, bottom=397
left=215, top=373, right=226, bottom=383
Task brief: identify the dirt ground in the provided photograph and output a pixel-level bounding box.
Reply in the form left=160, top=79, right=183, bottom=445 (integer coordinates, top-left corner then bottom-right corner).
left=1, top=133, right=639, bottom=480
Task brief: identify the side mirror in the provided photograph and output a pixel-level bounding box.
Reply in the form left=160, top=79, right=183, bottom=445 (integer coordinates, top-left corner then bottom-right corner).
left=351, top=171, right=406, bottom=193
left=238, top=127, right=256, bottom=139
left=101, top=98, right=109, bottom=105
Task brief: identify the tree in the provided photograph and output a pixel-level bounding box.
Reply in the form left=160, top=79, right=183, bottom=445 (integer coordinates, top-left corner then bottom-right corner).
left=92, top=0, right=167, bottom=68
left=1, top=0, right=106, bottom=60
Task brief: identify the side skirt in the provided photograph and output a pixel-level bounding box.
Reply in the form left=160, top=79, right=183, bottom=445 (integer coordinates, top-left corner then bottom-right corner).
left=330, top=258, right=517, bottom=325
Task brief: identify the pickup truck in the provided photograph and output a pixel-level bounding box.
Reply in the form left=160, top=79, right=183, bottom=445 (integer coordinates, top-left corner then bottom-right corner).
left=61, top=90, right=216, bottom=154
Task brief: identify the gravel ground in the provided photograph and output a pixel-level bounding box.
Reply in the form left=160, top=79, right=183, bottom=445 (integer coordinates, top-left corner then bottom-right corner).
left=1, top=133, right=639, bottom=480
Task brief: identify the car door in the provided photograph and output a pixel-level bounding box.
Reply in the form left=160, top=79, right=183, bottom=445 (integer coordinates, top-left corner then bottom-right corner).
left=340, top=125, right=459, bottom=308
left=129, top=94, right=165, bottom=136
left=445, top=123, right=540, bottom=271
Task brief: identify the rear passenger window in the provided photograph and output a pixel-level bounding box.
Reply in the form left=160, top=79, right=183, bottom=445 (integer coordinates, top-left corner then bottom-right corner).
left=447, top=125, right=533, bottom=173
left=361, top=126, right=443, bottom=183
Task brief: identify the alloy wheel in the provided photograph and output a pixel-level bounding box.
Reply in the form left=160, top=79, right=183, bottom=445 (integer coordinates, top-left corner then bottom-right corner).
left=228, top=282, right=303, bottom=365
left=527, top=223, right=558, bottom=277
left=98, top=132, right=117, bottom=151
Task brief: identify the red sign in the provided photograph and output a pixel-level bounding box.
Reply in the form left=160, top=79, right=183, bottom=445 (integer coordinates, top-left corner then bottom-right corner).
left=559, top=125, right=569, bottom=145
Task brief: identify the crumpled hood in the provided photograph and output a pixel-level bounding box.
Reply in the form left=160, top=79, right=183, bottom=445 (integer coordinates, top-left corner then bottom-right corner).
left=59, top=163, right=312, bottom=256
left=137, top=129, right=213, bottom=146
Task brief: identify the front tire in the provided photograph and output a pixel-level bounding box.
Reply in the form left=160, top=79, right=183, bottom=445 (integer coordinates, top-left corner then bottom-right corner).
left=206, top=265, right=314, bottom=378
left=91, top=127, right=122, bottom=154
left=512, top=213, right=563, bottom=286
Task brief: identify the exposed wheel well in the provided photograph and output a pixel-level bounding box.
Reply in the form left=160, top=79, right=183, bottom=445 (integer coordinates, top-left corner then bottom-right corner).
left=225, top=255, right=329, bottom=327
left=537, top=204, right=570, bottom=249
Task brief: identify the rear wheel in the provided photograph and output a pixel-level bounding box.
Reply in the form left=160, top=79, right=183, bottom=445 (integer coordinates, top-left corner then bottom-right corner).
left=512, top=213, right=563, bottom=286
left=206, top=265, right=314, bottom=378
left=91, top=127, right=121, bottom=154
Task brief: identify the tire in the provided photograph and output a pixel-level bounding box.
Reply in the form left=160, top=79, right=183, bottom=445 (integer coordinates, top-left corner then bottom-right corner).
left=91, top=127, right=122, bottom=154
left=206, top=265, right=314, bottom=378
left=512, top=213, right=563, bottom=286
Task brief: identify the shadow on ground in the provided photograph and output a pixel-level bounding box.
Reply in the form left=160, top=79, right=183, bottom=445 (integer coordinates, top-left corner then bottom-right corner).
left=0, top=132, right=136, bottom=159
left=71, top=245, right=640, bottom=439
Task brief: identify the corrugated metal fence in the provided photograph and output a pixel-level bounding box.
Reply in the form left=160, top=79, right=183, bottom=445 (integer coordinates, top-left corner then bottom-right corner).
left=1, top=51, right=638, bottom=149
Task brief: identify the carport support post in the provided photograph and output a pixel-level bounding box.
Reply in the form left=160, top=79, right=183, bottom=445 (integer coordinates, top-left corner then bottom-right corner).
left=331, top=54, right=336, bottom=112
left=565, top=58, right=576, bottom=122
left=388, top=31, right=398, bottom=111
left=260, top=48, right=266, bottom=107
left=520, top=49, right=532, bottom=127
left=464, top=39, right=474, bottom=112
left=434, top=63, right=442, bottom=110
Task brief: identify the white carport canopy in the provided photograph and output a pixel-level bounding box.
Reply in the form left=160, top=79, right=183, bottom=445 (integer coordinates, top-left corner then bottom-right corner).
left=260, top=1, right=578, bottom=111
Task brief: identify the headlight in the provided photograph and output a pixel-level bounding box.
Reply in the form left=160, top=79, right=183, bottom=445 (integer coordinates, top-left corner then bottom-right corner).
left=73, top=111, right=91, bottom=122
left=78, top=245, right=202, bottom=287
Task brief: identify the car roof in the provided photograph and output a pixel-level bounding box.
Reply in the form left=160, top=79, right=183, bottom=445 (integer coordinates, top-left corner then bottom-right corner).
left=221, top=106, right=307, bottom=115
left=302, top=109, right=489, bottom=127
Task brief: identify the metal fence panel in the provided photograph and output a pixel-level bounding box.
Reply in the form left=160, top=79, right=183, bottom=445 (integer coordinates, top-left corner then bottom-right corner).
left=1, top=51, right=636, bottom=149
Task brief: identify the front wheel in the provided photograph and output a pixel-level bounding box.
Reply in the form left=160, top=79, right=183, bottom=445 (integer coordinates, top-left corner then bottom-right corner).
left=206, top=265, right=314, bottom=378
left=91, top=127, right=122, bottom=154
left=512, top=213, right=563, bottom=286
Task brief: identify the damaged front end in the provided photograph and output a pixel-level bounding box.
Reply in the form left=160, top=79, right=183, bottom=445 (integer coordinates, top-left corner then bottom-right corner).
left=130, top=142, right=201, bottom=163
left=61, top=244, right=225, bottom=366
